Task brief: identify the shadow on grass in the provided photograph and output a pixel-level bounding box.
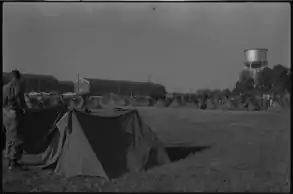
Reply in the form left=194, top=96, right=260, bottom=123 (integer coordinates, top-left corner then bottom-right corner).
left=165, top=145, right=212, bottom=162
left=144, top=145, right=212, bottom=171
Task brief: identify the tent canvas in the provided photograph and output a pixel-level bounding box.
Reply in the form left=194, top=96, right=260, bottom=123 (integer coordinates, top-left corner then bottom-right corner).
left=154, top=99, right=166, bottom=108
left=69, top=96, right=84, bottom=109
left=268, top=101, right=283, bottom=111
left=184, top=101, right=198, bottom=109
left=219, top=98, right=235, bottom=110
left=110, top=94, right=126, bottom=106
left=21, top=108, right=170, bottom=180
left=85, top=96, right=102, bottom=109
left=101, top=94, right=117, bottom=108
left=168, top=99, right=181, bottom=108
left=206, top=99, right=216, bottom=110
left=247, top=101, right=256, bottom=111
left=243, top=99, right=257, bottom=111
left=131, top=97, right=150, bottom=107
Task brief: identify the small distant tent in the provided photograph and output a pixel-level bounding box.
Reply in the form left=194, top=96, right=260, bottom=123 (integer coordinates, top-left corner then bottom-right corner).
left=184, top=101, right=198, bottom=109
left=69, top=96, right=84, bottom=109
left=232, top=99, right=245, bottom=110
left=219, top=98, right=235, bottom=110
left=206, top=99, right=216, bottom=110
left=19, top=108, right=170, bottom=180
left=268, top=101, right=283, bottom=111
left=123, top=97, right=132, bottom=106
left=164, top=98, right=174, bottom=107
left=168, top=98, right=181, bottom=108
left=243, top=98, right=257, bottom=111
left=154, top=99, right=166, bottom=108
left=112, top=94, right=126, bottom=106
left=131, top=97, right=150, bottom=107
left=179, top=96, right=186, bottom=106
left=100, top=94, right=117, bottom=108
left=85, top=96, right=103, bottom=109
left=196, top=101, right=203, bottom=109
left=282, top=93, right=290, bottom=109
left=247, top=101, right=256, bottom=111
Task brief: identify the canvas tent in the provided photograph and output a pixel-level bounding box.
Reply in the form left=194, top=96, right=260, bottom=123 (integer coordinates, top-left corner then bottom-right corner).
left=282, top=93, right=290, bottom=109
left=246, top=101, right=257, bottom=111
left=232, top=99, right=245, bottom=110
left=100, top=94, right=117, bottom=108
left=206, top=99, right=216, bottom=110
left=154, top=99, right=166, bottom=108
left=268, top=101, right=283, bottom=111
left=219, top=98, right=235, bottom=110
left=131, top=97, right=150, bottom=107
left=168, top=98, right=181, bottom=108
left=18, top=108, right=170, bottom=180
left=243, top=99, right=257, bottom=111
left=110, top=93, right=126, bottom=106
left=184, top=101, right=198, bottom=109
left=85, top=96, right=103, bottom=109
left=69, top=96, right=84, bottom=109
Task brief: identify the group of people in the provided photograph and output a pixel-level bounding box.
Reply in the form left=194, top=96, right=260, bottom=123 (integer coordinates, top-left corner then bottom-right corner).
left=3, top=70, right=26, bottom=170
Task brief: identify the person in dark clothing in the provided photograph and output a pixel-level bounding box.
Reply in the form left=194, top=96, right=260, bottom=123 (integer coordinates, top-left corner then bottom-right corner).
left=3, top=69, right=26, bottom=170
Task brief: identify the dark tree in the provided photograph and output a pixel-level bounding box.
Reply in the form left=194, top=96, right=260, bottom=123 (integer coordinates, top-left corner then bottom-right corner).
left=222, top=88, right=232, bottom=97
left=255, top=67, right=273, bottom=93
left=271, top=64, right=290, bottom=94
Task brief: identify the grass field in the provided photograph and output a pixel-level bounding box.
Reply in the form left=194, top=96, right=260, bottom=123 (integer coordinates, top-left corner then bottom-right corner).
left=3, top=108, right=290, bottom=192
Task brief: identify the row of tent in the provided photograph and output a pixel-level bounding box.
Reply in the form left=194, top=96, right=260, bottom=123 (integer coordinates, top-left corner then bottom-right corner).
left=3, top=105, right=170, bottom=179
left=25, top=92, right=290, bottom=112
left=25, top=93, right=149, bottom=109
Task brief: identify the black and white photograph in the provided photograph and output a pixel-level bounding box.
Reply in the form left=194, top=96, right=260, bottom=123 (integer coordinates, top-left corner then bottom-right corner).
left=2, top=2, right=290, bottom=192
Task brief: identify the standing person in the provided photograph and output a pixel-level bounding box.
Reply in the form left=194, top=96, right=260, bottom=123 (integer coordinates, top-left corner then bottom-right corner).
left=3, top=70, right=26, bottom=170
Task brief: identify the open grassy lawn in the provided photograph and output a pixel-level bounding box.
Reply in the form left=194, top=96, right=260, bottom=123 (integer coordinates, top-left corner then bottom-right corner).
left=3, top=108, right=290, bottom=192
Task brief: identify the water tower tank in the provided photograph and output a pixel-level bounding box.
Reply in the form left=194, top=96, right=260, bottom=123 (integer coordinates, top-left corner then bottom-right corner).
left=244, top=48, right=268, bottom=69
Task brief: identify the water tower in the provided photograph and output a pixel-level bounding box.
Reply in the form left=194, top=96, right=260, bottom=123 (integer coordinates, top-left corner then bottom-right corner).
left=244, top=48, right=268, bottom=80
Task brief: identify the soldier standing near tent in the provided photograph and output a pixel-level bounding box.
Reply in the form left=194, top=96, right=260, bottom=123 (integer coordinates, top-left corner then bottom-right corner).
left=3, top=70, right=26, bottom=170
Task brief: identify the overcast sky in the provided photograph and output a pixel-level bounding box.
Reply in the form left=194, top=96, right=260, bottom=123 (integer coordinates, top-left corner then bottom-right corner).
left=3, top=3, right=290, bottom=92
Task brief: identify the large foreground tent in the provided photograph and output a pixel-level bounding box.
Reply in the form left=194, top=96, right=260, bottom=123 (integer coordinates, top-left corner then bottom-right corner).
left=20, top=108, right=170, bottom=180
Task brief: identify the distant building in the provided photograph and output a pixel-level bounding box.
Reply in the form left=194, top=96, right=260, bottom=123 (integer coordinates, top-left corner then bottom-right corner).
left=58, top=80, right=74, bottom=93
left=73, top=77, right=166, bottom=97
left=3, top=72, right=59, bottom=92
left=74, top=78, right=90, bottom=94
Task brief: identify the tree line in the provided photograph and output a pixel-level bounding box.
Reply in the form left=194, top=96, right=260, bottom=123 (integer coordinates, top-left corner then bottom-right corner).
left=183, top=64, right=290, bottom=100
